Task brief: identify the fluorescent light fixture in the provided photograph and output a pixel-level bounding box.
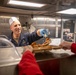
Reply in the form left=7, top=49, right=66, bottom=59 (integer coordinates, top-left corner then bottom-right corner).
left=57, top=8, right=76, bottom=15
left=8, top=0, right=45, bottom=7
left=57, top=19, right=69, bottom=21
left=33, top=17, right=55, bottom=21
left=33, top=17, right=69, bottom=22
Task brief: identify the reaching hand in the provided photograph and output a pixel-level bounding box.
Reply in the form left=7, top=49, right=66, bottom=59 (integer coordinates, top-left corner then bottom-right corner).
left=40, top=29, right=49, bottom=37
left=59, top=41, right=73, bottom=50
left=22, top=45, right=33, bottom=54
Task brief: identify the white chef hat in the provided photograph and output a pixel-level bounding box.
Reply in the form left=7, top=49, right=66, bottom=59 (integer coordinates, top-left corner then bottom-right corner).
left=9, top=17, right=20, bottom=26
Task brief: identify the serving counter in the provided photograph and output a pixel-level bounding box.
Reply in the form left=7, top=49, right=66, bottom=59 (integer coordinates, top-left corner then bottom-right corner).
left=16, top=47, right=74, bottom=75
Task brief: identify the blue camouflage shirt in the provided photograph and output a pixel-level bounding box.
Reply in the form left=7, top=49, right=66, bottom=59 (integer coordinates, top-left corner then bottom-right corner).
left=9, top=32, right=42, bottom=47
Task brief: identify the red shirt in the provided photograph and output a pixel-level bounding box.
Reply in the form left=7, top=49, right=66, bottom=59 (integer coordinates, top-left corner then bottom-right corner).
left=18, top=51, right=44, bottom=75
left=71, top=43, right=76, bottom=53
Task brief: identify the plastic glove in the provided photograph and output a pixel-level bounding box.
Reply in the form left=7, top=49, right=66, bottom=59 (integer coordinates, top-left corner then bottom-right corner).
left=40, top=29, right=49, bottom=37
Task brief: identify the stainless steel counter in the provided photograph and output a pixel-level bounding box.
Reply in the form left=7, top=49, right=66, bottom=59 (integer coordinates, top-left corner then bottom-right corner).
left=0, top=47, right=76, bottom=75
left=16, top=47, right=76, bottom=75
left=16, top=47, right=74, bottom=61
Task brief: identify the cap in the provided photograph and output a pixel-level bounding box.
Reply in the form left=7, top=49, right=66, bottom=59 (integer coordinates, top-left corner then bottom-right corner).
left=9, top=17, right=20, bottom=26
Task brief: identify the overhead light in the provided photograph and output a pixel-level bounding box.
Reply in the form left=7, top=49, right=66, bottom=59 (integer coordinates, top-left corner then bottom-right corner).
left=8, top=0, right=45, bottom=8
left=33, top=17, right=55, bottom=21
left=57, top=8, right=76, bottom=15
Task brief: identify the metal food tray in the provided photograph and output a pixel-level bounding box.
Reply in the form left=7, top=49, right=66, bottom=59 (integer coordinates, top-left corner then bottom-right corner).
left=33, top=45, right=61, bottom=53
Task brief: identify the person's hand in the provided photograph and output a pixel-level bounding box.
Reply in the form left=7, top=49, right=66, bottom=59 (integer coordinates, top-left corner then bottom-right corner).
left=22, top=45, right=33, bottom=54
left=24, top=45, right=33, bottom=52
left=59, top=41, right=73, bottom=50
left=40, top=29, right=49, bottom=37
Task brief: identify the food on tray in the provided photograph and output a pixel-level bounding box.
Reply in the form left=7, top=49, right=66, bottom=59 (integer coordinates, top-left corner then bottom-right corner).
left=31, top=37, right=51, bottom=48
left=31, top=38, right=61, bottom=52
left=31, top=38, right=52, bottom=51
left=42, top=38, right=51, bottom=46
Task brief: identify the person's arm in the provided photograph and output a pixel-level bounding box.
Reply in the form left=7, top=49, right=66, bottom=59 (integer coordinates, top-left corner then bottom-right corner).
left=59, top=41, right=76, bottom=54
left=25, top=29, right=49, bottom=44
left=71, top=43, right=76, bottom=53
left=18, top=50, right=44, bottom=75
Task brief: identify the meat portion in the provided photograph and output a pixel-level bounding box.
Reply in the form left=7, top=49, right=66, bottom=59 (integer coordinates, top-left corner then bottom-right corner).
left=42, top=38, right=51, bottom=46
left=31, top=38, right=51, bottom=48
